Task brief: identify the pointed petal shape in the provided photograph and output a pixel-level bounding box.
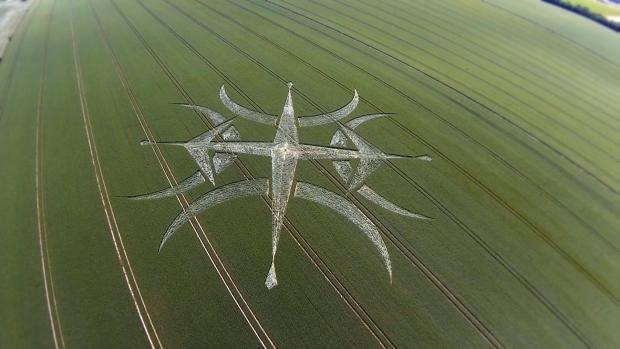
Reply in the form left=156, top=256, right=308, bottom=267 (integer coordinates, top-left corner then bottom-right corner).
left=186, top=146, right=215, bottom=186
left=185, top=120, right=237, bottom=185
left=268, top=153, right=297, bottom=281
left=333, top=161, right=353, bottom=180
left=330, top=129, right=347, bottom=147
left=265, top=263, right=278, bottom=289
left=337, top=125, right=386, bottom=190
left=329, top=114, right=391, bottom=181
left=212, top=153, right=237, bottom=174
left=274, top=82, right=298, bottom=143
left=222, top=125, right=241, bottom=141
left=348, top=158, right=383, bottom=191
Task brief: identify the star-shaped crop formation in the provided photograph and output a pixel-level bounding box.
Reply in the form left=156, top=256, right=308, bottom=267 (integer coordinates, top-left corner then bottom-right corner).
left=132, top=83, right=432, bottom=289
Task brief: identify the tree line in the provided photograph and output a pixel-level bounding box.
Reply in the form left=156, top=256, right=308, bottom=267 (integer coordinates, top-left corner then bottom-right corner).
left=543, top=0, right=620, bottom=33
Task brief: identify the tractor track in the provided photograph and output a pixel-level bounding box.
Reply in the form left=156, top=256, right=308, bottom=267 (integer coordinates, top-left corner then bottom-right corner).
left=93, top=2, right=279, bottom=348
left=340, top=0, right=620, bottom=135
left=109, top=0, right=399, bottom=346
left=165, top=0, right=607, bottom=346
left=113, top=0, right=396, bottom=346
left=34, top=1, right=65, bottom=347
left=230, top=0, right=619, bottom=214
left=253, top=0, right=620, bottom=308
left=481, top=0, right=620, bottom=73
left=397, top=0, right=620, bottom=116
left=140, top=0, right=505, bottom=347
left=69, top=7, right=164, bottom=348
left=267, top=0, right=620, bottom=190
left=199, top=0, right=619, bottom=261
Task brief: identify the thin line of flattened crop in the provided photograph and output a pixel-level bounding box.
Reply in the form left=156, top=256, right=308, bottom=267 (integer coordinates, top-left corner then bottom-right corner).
left=184, top=0, right=604, bottom=345
left=108, top=1, right=342, bottom=346
left=293, top=0, right=620, bottom=156
left=222, top=0, right=620, bottom=293
left=262, top=0, right=620, bottom=243
left=103, top=2, right=278, bottom=347
left=407, top=0, right=620, bottom=108
left=230, top=0, right=619, bottom=215
left=321, top=0, right=620, bottom=143
left=91, top=15, right=275, bottom=349
left=264, top=0, right=620, bottom=195
left=239, top=0, right=620, bottom=302
left=222, top=0, right=620, bottom=234
left=408, top=0, right=620, bottom=115
left=110, top=1, right=391, bottom=347
left=153, top=0, right=508, bottom=346
left=393, top=0, right=620, bottom=116
left=229, top=0, right=620, bottom=314
left=183, top=2, right=597, bottom=345
left=480, top=0, right=620, bottom=73
left=70, top=10, right=163, bottom=348
left=35, top=1, right=65, bottom=347
left=259, top=0, right=620, bottom=313
left=348, top=0, right=620, bottom=132
left=274, top=0, right=620, bottom=179
left=132, top=1, right=396, bottom=346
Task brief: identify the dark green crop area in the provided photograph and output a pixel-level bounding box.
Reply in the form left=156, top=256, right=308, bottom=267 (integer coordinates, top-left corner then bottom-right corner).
left=1, top=0, right=619, bottom=348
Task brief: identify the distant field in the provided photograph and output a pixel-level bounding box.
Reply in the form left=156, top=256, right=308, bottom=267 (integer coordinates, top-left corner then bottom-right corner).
left=0, top=0, right=619, bottom=348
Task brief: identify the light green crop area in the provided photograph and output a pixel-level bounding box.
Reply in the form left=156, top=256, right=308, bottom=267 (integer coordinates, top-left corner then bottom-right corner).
left=0, top=0, right=619, bottom=347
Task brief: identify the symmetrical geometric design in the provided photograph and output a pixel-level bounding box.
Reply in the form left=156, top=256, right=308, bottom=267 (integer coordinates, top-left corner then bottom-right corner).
left=132, top=83, right=432, bottom=289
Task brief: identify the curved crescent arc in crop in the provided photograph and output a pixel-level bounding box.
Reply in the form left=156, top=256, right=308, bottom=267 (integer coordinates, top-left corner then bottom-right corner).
left=135, top=83, right=432, bottom=289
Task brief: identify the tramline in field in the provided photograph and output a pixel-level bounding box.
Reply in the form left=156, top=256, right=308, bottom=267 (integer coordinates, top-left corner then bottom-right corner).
left=134, top=82, right=432, bottom=289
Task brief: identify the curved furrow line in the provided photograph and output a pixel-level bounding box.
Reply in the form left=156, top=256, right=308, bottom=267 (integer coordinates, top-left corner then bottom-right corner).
left=263, top=0, right=620, bottom=194
left=199, top=0, right=617, bottom=254
left=319, top=0, right=620, bottom=141
left=480, top=0, right=620, bottom=73
left=175, top=0, right=607, bottom=345
left=69, top=9, right=163, bottom=349
left=259, top=0, right=620, bottom=306
left=271, top=0, right=620, bottom=181
left=124, top=1, right=397, bottom=346
left=101, top=2, right=279, bottom=347
left=346, top=0, right=620, bottom=133
left=151, top=0, right=506, bottom=346
left=255, top=0, right=620, bottom=222
left=229, top=0, right=619, bottom=213
left=412, top=0, right=620, bottom=107
left=235, top=0, right=620, bottom=303
left=33, top=1, right=65, bottom=347
left=396, top=0, right=620, bottom=115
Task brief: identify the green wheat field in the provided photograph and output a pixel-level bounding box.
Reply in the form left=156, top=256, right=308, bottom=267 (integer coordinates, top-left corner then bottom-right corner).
left=1, top=0, right=619, bottom=348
